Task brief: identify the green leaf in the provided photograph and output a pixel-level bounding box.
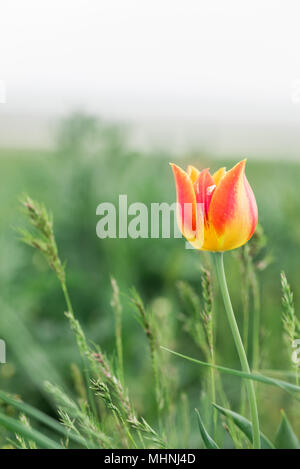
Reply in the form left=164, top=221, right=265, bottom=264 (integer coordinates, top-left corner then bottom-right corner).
left=161, top=347, right=300, bottom=396
left=275, top=410, right=300, bottom=449
left=213, top=404, right=274, bottom=449
left=0, top=412, right=62, bottom=449
left=195, top=408, right=219, bottom=449
left=0, top=390, right=90, bottom=448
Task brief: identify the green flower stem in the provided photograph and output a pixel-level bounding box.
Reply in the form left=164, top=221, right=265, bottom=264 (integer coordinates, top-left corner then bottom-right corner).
left=251, top=271, right=260, bottom=372
left=213, top=252, right=260, bottom=449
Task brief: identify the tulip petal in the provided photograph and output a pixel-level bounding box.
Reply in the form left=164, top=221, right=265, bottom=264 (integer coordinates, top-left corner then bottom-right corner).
left=212, top=167, right=226, bottom=186
left=208, top=160, right=258, bottom=251
left=170, top=163, right=198, bottom=241
left=187, top=165, right=200, bottom=183
left=194, top=169, right=216, bottom=220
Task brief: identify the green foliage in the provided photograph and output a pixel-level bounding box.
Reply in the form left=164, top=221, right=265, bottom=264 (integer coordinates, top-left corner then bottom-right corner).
left=177, top=280, right=210, bottom=358
left=281, top=271, right=297, bottom=343
left=110, top=276, right=124, bottom=385
left=0, top=114, right=300, bottom=448
left=275, top=410, right=300, bottom=449
left=195, top=408, right=219, bottom=449
left=213, top=404, right=274, bottom=449
left=281, top=271, right=300, bottom=385
left=161, top=347, right=300, bottom=395
left=0, top=412, right=63, bottom=449
left=19, top=195, right=65, bottom=284
left=0, top=389, right=87, bottom=447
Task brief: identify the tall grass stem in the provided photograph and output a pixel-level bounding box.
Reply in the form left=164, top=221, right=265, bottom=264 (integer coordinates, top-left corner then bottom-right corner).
left=61, top=281, right=97, bottom=417
left=111, top=277, right=124, bottom=385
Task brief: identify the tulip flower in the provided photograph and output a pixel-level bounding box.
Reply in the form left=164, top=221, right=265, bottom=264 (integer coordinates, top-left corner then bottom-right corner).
left=170, top=159, right=258, bottom=251
left=170, top=159, right=261, bottom=448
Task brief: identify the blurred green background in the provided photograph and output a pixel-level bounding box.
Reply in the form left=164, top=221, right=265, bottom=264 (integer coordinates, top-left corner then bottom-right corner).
left=0, top=113, right=299, bottom=445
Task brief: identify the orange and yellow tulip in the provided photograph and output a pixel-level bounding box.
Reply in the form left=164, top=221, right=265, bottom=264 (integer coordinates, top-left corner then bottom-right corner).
left=170, top=159, right=258, bottom=251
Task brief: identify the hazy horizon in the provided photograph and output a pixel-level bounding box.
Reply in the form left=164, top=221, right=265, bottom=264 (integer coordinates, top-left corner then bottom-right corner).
left=1, top=0, right=300, bottom=157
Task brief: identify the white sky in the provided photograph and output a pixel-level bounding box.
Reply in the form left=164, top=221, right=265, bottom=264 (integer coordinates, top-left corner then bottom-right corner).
left=0, top=1, right=300, bottom=153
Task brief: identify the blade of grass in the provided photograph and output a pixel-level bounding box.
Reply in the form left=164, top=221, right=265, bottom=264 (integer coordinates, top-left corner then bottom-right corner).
left=130, top=289, right=164, bottom=421
left=281, top=271, right=299, bottom=386
left=161, top=347, right=300, bottom=395
left=0, top=412, right=63, bottom=449
left=0, top=390, right=91, bottom=448
left=195, top=408, right=219, bottom=449
left=213, top=404, right=274, bottom=449
left=111, top=277, right=124, bottom=386
left=274, top=410, right=300, bottom=449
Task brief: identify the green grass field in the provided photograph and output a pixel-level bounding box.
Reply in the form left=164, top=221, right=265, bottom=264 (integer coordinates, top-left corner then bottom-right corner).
left=0, top=115, right=300, bottom=448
